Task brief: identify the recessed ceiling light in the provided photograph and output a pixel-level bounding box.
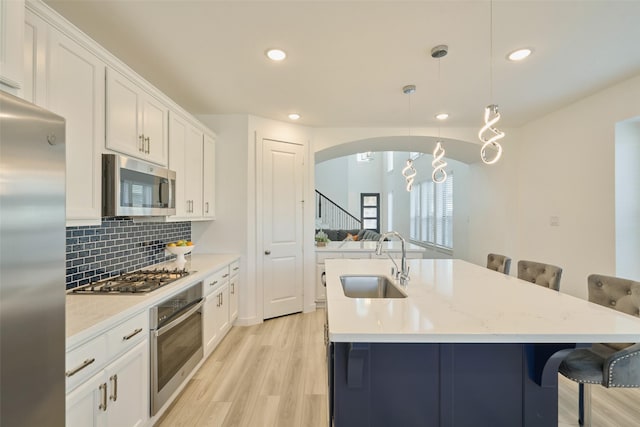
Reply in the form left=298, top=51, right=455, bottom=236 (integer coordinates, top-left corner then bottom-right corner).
left=266, top=48, right=286, bottom=61
left=507, top=48, right=532, bottom=62
left=435, top=113, right=449, bottom=120
left=288, top=113, right=300, bottom=120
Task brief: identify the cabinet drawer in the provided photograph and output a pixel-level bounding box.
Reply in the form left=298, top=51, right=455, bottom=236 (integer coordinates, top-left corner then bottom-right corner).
left=66, top=334, right=107, bottom=392
left=230, top=260, right=240, bottom=276
left=106, top=311, right=148, bottom=359
left=203, top=266, right=230, bottom=297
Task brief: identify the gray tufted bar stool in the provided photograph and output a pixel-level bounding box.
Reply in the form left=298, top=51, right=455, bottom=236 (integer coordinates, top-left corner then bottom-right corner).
left=486, top=253, right=511, bottom=275
left=558, top=274, right=640, bottom=426
left=517, top=260, right=563, bottom=291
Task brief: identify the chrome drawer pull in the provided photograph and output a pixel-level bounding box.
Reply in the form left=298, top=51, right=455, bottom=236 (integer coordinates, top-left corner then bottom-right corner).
left=222, top=273, right=229, bottom=278
left=210, top=280, right=218, bottom=287
left=65, top=358, right=96, bottom=377
left=123, top=327, right=143, bottom=341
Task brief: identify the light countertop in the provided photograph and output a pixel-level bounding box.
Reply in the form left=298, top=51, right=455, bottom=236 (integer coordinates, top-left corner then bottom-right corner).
left=325, top=258, right=640, bottom=344
left=66, top=253, right=239, bottom=348
left=317, top=240, right=426, bottom=252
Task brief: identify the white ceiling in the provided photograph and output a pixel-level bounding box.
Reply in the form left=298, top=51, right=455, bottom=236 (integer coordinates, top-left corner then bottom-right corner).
left=44, top=0, right=640, bottom=128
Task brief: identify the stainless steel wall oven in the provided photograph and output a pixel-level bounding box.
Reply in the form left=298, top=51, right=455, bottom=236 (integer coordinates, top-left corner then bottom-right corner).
left=149, top=282, right=203, bottom=415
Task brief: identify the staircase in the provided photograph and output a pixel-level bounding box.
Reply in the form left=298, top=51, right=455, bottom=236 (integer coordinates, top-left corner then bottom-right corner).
left=315, top=190, right=361, bottom=230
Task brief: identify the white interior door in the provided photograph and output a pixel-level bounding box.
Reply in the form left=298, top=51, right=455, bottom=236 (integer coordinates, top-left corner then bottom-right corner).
left=262, top=139, right=304, bottom=319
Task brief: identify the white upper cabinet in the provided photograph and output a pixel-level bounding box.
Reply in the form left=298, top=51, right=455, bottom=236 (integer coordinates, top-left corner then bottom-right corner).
left=23, top=9, right=47, bottom=106
left=106, top=68, right=168, bottom=166
left=0, top=0, right=25, bottom=90
left=23, top=9, right=104, bottom=226
left=169, top=112, right=188, bottom=217
left=48, top=28, right=105, bottom=225
left=168, top=111, right=216, bottom=221
left=202, top=133, right=216, bottom=219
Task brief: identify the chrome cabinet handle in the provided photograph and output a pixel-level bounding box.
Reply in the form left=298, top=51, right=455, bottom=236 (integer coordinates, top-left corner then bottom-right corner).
left=205, top=202, right=209, bottom=213
left=231, top=282, right=235, bottom=294
left=222, top=273, right=229, bottom=278
left=265, top=250, right=271, bottom=255
left=99, top=383, right=108, bottom=411
left=109, top=374, right=118, bottom=402
left=232, top=266, right=239, bottom=272
left=138, top=134, right=144, bottom=152
left=209, top=280, right=218, bottom=287
left=65, top=358, right=96, bottom=377
left=123, top=328, right=143, bottom=341
left=145, top=136, right=150, bottom=154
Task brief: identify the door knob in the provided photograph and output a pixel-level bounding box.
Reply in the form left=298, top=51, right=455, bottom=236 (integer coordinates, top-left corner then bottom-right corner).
left=265, top=250, right=271, bottom=255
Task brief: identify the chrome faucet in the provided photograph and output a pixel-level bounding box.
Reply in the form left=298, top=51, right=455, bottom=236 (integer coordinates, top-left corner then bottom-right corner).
left=375, top=231, right=410, bottom=285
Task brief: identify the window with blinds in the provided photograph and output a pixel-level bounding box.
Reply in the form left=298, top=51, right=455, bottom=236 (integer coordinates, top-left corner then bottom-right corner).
left=409, top=173, right=453, bottom=249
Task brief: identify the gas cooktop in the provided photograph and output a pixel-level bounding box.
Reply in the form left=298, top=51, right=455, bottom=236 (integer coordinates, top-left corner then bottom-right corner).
left=71, top=268, right=191, bottom=294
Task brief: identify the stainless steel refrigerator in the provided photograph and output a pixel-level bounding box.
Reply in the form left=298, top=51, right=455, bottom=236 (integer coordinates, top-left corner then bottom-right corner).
left=1, top=90, right=66, bottom=426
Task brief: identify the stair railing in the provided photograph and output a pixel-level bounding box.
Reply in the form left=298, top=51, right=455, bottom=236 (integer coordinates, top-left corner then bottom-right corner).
left=315, top=190, right=361, bottom=230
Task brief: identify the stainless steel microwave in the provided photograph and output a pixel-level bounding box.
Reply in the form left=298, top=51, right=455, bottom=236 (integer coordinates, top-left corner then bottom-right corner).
left=102, top=154, right=176, bottom=217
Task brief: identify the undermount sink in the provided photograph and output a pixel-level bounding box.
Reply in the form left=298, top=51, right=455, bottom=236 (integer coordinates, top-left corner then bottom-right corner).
left=340, top=275, right=407, bottom=298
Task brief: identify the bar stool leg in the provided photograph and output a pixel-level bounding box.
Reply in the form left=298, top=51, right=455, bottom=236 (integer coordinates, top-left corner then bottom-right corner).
left=578, top=383, right=592, bottom=426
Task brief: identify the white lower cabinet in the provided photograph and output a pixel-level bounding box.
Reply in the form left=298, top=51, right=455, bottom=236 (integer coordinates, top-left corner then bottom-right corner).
left=229, top=260, right=240, bottom=322
left=203, top=282, right=230, bottom=357
left=66, top=340, right=148, bottom=427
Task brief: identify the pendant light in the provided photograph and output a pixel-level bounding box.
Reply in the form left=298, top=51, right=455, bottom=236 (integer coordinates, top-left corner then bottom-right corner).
left=478, top=1, right=505, bottom=165
left=402, top=85, right=417, bottom=191
left=431, top=45, right=448, bottom=184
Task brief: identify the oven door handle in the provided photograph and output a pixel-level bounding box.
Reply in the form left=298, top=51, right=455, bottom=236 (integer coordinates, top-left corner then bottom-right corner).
left=153, top=298, right=204, bottom=338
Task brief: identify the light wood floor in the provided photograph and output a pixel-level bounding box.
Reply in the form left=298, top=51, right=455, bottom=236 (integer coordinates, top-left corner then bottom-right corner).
left=156, top=309, right=639, bottom=427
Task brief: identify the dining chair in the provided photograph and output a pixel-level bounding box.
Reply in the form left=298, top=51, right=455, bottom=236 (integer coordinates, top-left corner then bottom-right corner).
left=486, top=253, right=511, bottom=275
left=558, top=274, right=640, bottom=426
left=517, top=260, right=563, bottom=291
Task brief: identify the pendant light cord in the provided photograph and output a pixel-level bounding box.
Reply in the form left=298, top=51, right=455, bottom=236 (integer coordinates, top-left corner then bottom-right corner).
left=490, top=0, right=494, bottom=103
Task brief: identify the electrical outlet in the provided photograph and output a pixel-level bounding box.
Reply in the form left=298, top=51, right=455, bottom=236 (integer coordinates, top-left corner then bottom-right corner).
left=550, top=216, right=560, bottom=226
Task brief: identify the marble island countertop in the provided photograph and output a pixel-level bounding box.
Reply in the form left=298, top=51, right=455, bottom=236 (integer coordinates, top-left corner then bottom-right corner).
left=66, top=253, right=239, bottom=348
left=325, top=258, right=640, bottom=344
left=317, top=240, right=426, bottom=252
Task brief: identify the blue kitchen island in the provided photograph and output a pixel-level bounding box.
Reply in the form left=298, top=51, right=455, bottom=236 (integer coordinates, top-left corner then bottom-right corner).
left=325, top=259, right=640, bottom=427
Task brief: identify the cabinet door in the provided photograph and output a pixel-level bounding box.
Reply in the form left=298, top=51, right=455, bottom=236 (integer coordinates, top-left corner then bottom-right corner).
left=202, top=133, right=216, bottom=219
left=66, top=371, right=107, bottom=427
left=105, top=341, right=148, bottom=427
left=169, top=112, right=188, bottom=218
left=229, top=274, right=238, bottom=322
left=185, top=125, right=203, bottom=217
left=48, top=29, right=105, bottom=225
left=106, top=68, right=142, bottom=158
left=23, top=9, right=48, bottom=106
left=203, top=292, right=219, bottom=355
left=215, top=284, right=230, bottom=337
left=141, top=94, right=168, bottom=166
left=0, top=0, right=25, bottom=89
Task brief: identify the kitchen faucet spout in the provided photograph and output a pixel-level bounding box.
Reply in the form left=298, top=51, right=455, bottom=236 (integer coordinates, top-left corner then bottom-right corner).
left=375, top=231, right=410, bottom=285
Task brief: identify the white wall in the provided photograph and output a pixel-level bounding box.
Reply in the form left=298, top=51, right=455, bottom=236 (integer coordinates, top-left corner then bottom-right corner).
left=508, top=75, right=640, bottom=298
left=194, top=114, right=315, bottom=325
left=346, top=153, right=384, bottom=220
left=615, top=117, right=640, bottom=280
left=315, top=156, right=349, bottom=210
